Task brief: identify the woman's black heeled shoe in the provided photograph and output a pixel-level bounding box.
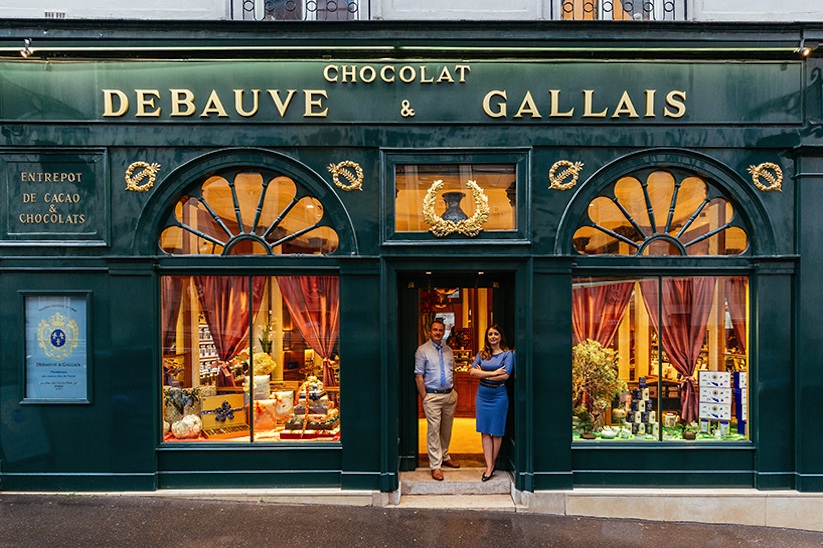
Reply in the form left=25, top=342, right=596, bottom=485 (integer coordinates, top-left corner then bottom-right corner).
left=481, top=471, right=495, bottom=482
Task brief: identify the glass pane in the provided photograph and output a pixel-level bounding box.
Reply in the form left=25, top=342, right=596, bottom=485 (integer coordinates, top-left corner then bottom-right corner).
left=161, top=275, right=341, bottom=443
left=395, top=164, right=516, bottom=232
left=160, top=225, right=184, bottom=254
left=613, top=177, right=651, bottom=237
left=670, top=177, right=708, bottom=237
left=200, top=176, right=236, bottom=228
left=572, top=276, right=749, bottom=442
left=227, top=239, right=269, bottom=256
left=279, top=196, right=324, bottom=235
left=646, top=171, right=676, bottom=234
left=573, top=226, right=609, bottom=255
left=720, top=227, right=748, bottom=255
left=641, top=238, right=681, bottom=256
left=587, top=196, right=629, bottom=232
left=234, top=172, right=265, bottom=234
left=256, top=176, right=298, bottom=238
left=290, top=225, right=339, bottom=255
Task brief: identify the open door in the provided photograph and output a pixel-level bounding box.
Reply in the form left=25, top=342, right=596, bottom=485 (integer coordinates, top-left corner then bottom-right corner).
left=398, top=271, right=515, bottom=472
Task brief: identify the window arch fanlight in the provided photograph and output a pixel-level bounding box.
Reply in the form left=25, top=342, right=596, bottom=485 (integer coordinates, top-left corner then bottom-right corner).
left=572, top=167, right=750, bottom=257
left=158, top=166, right=340, bottom=256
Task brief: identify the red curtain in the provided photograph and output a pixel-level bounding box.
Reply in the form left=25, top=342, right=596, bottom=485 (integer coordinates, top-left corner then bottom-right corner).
left=278, top=276, right=340, bottom=387
left=161, top=276, right=186, bottom=355
left=572, top=282, right=634, bottom=347
left=725, top=277, right=747, bottom=354
left=194, top=276, right=267, bottom=363
left=640, top=277, right=717, bottom=424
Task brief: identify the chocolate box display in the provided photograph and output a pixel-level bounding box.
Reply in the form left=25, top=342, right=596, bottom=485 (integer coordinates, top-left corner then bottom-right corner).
left=281, top=376, right=340, bottom=439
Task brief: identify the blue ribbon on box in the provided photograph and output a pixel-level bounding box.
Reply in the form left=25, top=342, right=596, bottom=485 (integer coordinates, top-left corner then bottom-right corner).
left=202, top=400, right=244, bottom=422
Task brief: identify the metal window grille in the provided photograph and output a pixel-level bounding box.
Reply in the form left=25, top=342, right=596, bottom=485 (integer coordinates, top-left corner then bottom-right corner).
left=560, top=0, right=686, bottom=21
left=231, top=0, right=364, bottom=21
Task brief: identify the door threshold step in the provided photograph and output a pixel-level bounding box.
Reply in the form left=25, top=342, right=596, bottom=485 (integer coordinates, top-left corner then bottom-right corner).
left=400, top=468, right=511, bottom=495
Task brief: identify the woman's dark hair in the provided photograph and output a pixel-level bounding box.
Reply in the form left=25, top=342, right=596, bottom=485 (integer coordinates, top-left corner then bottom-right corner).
left=481, top=324, right=509, bottom=360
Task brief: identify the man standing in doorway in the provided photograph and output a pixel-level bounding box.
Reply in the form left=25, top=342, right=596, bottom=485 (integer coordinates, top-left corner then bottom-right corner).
left=415, top=319, right=460, bottom=481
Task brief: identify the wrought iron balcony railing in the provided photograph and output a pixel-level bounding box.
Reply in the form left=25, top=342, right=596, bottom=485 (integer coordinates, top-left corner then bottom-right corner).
left=561, top=0, right=686, bottom=21
left=231, top=0, right=364, bottom=21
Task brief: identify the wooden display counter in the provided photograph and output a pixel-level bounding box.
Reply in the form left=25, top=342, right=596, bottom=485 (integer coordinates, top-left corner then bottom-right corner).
left=418, top=371, right=478, bottom=418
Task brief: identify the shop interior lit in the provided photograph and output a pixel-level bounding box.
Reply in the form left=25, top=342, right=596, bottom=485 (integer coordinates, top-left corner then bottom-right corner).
left=161, top=275, right=340, bottom=443
left=416, top=284, right=501, bottom=464
left=572, top=276, right=749, bottom=441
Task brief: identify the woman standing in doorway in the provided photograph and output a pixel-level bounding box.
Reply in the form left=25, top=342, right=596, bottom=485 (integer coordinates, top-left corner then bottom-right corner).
left=470, top=324, right=514, bottom=481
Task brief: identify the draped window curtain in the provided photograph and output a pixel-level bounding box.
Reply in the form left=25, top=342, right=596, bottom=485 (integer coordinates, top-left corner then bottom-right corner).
left=277, top=276, right=340, bottom=387
left=193, top=276, right=267, bottom=363
left=572, top=282, right=634, bottom=347
left=161, top=277, right=185, bottom=355
left=726, top=277, right=747, bottom=354
left=640, top=277, right=717, bottom=424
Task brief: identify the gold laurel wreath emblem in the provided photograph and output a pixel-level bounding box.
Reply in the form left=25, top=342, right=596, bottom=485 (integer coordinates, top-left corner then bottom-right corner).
left=125, top=162, right=161, bottom=192
left=747, top=162, right=783, bottom=192
left=549, top=160, right=585, bottom=191
left=422, top=180, right=490, bottom=238
left=327, top=161, right=364, bottom=191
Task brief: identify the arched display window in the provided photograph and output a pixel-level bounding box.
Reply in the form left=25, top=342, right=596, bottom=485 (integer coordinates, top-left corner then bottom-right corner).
left=571, top=167, right=749, bottom=256
left=156, top=157, right=346, bottom=445
left=158, top=167, right=340, bottom=256
left=568, top=160, right=754, bottom=444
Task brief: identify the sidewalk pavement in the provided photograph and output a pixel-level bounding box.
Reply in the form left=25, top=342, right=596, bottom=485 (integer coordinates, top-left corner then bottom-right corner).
left=2, top=492, right=823, bottom=548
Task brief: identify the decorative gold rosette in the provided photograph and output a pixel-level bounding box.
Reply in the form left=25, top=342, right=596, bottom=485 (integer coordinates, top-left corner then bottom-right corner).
left=549, top=160, right=585, bottom=191
left=327, top=160, right=364, bottom=191
left=747, top=162, right=783, bottom=192
left=422, top=179, right=490, bottom=237
left=125, top=161, right=161, bottom=192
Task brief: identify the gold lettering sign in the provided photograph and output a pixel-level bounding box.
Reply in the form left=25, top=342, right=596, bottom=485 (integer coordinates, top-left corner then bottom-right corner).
left=102, top=88, right=329, bottom=119
left=480, top=88, right=687, bottom=120
left=98, top=64, right=694, bottom=123
left=323, top=64, right=471, bottom=84
left=16, top=167, right=88, bottom=227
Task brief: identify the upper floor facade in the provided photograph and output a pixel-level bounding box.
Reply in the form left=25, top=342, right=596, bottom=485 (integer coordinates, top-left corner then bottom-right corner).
left=1, top=0, right=821, bottom=22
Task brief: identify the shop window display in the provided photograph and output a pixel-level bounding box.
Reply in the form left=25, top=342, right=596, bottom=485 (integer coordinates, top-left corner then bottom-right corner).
left=572, top=276, right=748, bottom=442
left=157, top=166, right=342, bottom=442
left=161, top=275, right=340, bottom=443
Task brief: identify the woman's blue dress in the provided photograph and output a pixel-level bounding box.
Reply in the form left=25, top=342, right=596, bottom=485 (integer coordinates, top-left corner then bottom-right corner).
left=473, top=351, right=514, bottom=437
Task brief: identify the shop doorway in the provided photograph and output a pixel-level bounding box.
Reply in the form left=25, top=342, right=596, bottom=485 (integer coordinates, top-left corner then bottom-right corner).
left=398, top=271, right=515, bottom=472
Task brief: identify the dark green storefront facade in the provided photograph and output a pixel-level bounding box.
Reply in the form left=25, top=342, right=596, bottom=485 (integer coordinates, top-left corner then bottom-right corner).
left=1, top=20, right=822, bottom=494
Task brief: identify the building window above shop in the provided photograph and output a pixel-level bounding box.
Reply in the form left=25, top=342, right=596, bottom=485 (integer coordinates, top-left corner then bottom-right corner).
left=395, top=164, right=517, bottom=233
left=572, top=168, right=749, bottom=256
left=560, top=0, right=685, bottom=21
left=159, top=168, right=339, bottom=256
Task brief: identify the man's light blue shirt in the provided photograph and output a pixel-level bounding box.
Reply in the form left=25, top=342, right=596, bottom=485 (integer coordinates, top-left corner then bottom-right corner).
left=414, top=339, right=456, bottom=391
